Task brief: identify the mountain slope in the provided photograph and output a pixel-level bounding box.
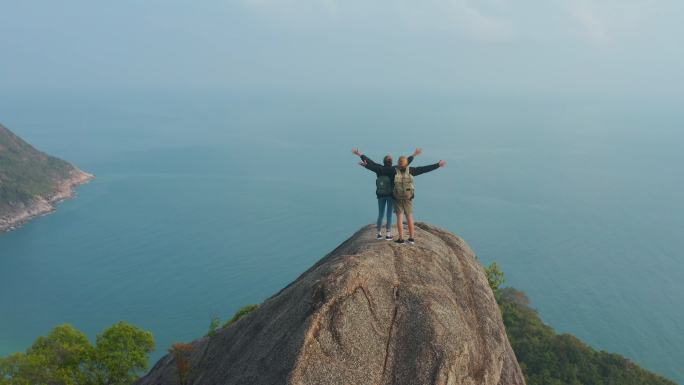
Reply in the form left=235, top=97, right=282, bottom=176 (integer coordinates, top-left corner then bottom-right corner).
left=136, top=223, right=526, bottom=385
left=0, top=123, right=93, bottom=231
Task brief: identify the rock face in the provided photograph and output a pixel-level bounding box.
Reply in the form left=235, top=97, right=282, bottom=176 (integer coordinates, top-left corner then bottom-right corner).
left=136, top=223, right=526, bottom=385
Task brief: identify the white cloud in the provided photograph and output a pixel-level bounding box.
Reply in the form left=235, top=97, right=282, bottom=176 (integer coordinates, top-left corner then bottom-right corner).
left=238, top=0, right=513, bottom=42
left=571, top=6, right=610, bottom=44
left=236, top=0, right=668, bottom=46
left=558, top=0, right=662, bottom=45
left=457, top=1, right=512, bottom=42
left=403, top=0, right=513, bottom=42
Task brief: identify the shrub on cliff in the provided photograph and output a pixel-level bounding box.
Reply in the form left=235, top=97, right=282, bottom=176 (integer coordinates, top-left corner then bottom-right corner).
left=223, top=304, right=259, bottom=328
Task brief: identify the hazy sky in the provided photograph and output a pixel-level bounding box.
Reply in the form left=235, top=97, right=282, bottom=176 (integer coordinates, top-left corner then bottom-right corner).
left=1, top=0, right=683, bottom=97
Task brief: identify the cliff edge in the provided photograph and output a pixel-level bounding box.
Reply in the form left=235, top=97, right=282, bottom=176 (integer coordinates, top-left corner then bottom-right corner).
left=136, top=223, right=526, bottom=385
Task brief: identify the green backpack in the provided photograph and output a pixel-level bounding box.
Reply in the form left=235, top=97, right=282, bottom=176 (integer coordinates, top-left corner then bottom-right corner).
left=376, top=175, right=393, bottom=196
left=393, top=168, right=414, bottom=199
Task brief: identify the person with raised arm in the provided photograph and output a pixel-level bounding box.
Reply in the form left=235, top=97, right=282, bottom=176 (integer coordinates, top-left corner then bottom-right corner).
left=352, top=148, right=420, bottom=240
left=352, top=148, right=446, bottom=244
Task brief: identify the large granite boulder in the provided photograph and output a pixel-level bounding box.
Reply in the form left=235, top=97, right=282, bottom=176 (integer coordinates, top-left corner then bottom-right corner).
left=136, top=222, right=525, bottom=385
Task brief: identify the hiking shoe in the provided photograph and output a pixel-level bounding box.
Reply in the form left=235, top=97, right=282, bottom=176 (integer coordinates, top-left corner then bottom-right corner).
left=395, top=238, right=405, bottom=244
left=408, top=238, right=415, bottom=244
left=376, top=233, right=383, bottom=240
left=385, top=234, right=393, bottom=240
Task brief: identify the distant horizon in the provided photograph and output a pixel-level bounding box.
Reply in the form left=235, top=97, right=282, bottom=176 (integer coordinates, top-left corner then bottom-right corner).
left=2, top=1, right=683, bottom=100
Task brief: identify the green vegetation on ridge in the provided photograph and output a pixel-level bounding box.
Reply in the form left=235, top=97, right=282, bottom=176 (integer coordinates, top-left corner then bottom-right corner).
left=0, top=123, right=73, bottom=207
left=206, top=304, right=260, bottom=337
left=223, top=304, right=259, bottom=328
left=485, top=262, right=677, bottom=385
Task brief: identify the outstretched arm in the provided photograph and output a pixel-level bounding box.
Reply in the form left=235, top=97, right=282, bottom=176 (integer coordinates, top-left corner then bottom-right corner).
left=352, top=148, right=380, bottom=168
left=360, top=155, right=382, bottom=172
left=352, top=148, right=382, bottom=172
left=410, top=160, right=446, bottom=176
left=406, top=148, right=421, bottom=165
left=363, top=155, right=380, bottom=167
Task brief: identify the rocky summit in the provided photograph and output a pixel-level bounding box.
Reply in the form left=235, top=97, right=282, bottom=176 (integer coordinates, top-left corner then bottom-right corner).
left=136, top=222, right=525, bottom=385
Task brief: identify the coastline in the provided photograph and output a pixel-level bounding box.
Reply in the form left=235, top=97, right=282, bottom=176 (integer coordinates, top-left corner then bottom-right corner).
left=0, top=168, right=95, bottom=233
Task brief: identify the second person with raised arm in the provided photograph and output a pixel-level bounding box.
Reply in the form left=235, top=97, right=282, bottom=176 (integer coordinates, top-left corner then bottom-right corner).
left=353, top=148, right=446, bottom=244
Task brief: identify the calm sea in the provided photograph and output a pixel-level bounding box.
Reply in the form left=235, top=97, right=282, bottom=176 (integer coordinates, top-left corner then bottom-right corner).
left=1, top=90, right=682, bottom=382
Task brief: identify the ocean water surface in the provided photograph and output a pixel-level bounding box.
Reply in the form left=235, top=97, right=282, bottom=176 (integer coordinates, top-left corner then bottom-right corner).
left=1, top=90, right=682, bottom=382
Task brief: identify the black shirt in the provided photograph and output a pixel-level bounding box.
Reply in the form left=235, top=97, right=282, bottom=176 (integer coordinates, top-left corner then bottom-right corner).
left=360, top=154, right=440, bottom=199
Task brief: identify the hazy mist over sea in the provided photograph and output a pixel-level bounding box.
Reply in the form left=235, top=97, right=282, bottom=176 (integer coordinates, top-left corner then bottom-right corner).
left=2, top=0, right=683, bottom=382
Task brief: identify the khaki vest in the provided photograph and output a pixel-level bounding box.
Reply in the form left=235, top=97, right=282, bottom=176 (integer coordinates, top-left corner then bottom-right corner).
left=393, top=168, right=414, bottom=199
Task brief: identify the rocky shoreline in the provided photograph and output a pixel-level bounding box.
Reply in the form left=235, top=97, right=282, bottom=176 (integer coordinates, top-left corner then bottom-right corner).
left=0, top=169, right=95, bottom=233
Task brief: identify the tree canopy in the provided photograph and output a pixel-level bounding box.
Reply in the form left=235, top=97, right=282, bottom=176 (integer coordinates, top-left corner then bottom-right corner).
left=0, top=322, right=154, bottom=385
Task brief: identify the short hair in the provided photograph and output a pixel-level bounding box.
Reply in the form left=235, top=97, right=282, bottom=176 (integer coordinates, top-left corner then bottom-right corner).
left=383, top=155, right=392, bottom=166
